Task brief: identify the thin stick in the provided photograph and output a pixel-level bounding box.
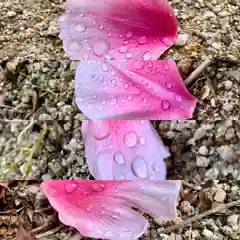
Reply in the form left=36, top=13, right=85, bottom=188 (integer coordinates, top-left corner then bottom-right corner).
left=161, top=199, right=240, bottom=234
left=17, top=119, right=37, bottom=144
left=184, top=58, right=213, bottom=86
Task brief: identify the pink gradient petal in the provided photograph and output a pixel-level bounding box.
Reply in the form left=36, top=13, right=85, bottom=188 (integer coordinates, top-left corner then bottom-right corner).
left=41, top=180, right=181, bottom=239
left=76, top=60, right=197, bottom=120
left=59, top=0, right=177, bottom=61
left=82, top=120, right=169, bottom=180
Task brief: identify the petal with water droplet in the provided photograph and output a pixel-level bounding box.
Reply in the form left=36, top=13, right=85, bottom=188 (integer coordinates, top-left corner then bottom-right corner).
left=82, top=120, right=169, bottom=180
left=75, top=60, right=197, bottom=120
left=59, top=0, right=177, bottom=61
left=41, top=180, right=181, bottom=239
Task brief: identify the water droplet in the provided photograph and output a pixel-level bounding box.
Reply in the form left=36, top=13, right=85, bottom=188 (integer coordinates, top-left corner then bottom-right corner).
left=125, top=52, right=132, bottom=59
left=147, top=61, right=153, bottom=68
left=93, top=40, right=110, bottom=56
left=133, top=60, right=145, bottom=70
left=111, top=71, right=116, bottom=76
left=123, top=40, right=129, bottom=45
left=114, top=151, right=125, bottom=164
left=124, top=131, right=138, bottom=148
left=118, top=174, right=125, bottom=180
left=75, top=23, right=86, bottom=32
left=164, top=64, right=169, bottom=70
left=101, top=64, right=109, bottom=72
left=156, top=68, right=160, bottom=72
left=65, top=182, right=78, bottom=194
left=139, top=136, right=146, bottom=146
left=68, top=41, right=81, bottom=51
left=161, top=100, right=170, bottom=110
left=142, top=98, right=148, bottom=104
left=137, top=36, right=147, bottom=44
left=165, top=82, right=173, bottom=89
left=175, top=95, right=182, bottom=102
left=142, top=51, right=152, bottom=60
left=128, top=95, right=133, bottom=101
left=154, top=165, right=161, bottom=172
left=126, top=31, right=133, bottom=38
left=102, top=100, right=107, bottom=105
left=91, top=120, right=110, bottom=140
left=102, top=80, right=107, bottom=86
left=131, top=156, right=148, bottom=179
left=86, top=204, right=93, bottom=212
left=47, top=187, right=61, bottom=197
left=119, top=46, right=127, bottom=53
left=162, top=37, right=172, bottom=46
left=110, top=98, right=117, bottom=105
left=99, top=25, right=104, bottom=30
left=92, top=183, right=106, bottom=192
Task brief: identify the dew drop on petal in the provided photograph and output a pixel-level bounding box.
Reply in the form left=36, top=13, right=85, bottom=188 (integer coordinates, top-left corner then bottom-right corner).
left=161, top=100, right=170, bottom=110
left=175, top=95, right=182, bottom=102
left=133, top=60, right=145, bottom=70
left=131, top=156, right=148, bottom=179
left=142, top=51, right=152, bottom=60
left=92, top=183, right=106, bottom=192
left=110, top=98, right=117, bottom=105
left=114, top=151, right=125, bottom=164
left=147, top=61, right=153, bottom=68
left=139, top=136, right=146, bottom=146
left=124, top=131, right=138, bottom=148
left=47, top=187, right=61, bottom=197
left=93, top=39, right=110, bottom=56
left=65, top=182, right=78, bottom=194
left=125, top=52, right=133, bottom=59
left=123, top=83, right=130, bottom=89
left=126, top=31, right=133, bottom=38
left=137, top=36, right=147, bottom=44
left=75, top=23, right=86, bottom=32
left=101, top=64, right=109, bottom=72
left=91, top=120, right=110, bottom=140
left=118, top=46, right=127, bottom=53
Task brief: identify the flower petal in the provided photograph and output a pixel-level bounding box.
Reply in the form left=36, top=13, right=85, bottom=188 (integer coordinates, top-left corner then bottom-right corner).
left=41, top=180, right=181, bottom=239
left=76, top=60, right=197, bottom=120
left=82, top=120, right=169, bottom=180
left=59, top=0, right=177, bottom=61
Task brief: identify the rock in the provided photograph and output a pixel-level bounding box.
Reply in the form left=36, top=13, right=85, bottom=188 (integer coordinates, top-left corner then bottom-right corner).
left=224, top=80, right=233, bottom=90
left=198, top=146, right=209, bottom=156
left=214, top=187, right=226, bottom=202
left=196, top=156, right=210, bottom=167
left=221, top=226, right=233, bottom=235
left=7, top=11, right=17, bottom=17
left=227, top=214, right=239, bottom=227
left=179, top=201, right=194, bottom=215
left=223, top=103, right=234, bottom=112
left=41, top=173, right=53, bottom=180
left=174, top=34, right=189, bottom=46
left=225, top=127, right=235, bottom=141
left=217, top=145, right=236, bottom=162
left=47, top=19, right=59, bottom=36
left=202, top=228, right=214, bottom=240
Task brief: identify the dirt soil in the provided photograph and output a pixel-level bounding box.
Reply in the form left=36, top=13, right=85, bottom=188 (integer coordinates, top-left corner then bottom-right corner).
left=0, top=180, right=240, bottom=240
left=0, top=0, right=240, bottom=120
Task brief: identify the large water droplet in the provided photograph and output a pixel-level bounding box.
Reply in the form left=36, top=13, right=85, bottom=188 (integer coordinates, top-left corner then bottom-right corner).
left=142, top=51, right=152, bottom=60
left=124, top=131, right=138, bottom=147
left=65, top=182, right=78, bottom=194
left=133, top=61, right=145, bottom=70
left=93, top=40, right=110, bottom=56
left=137, top=36, right=147, bottom=44
left=131, top=156, right=148, bottom=179
left=147, top=61, right=153, bottom=68
left=162, top=37, right=172, bottom=46
left=101, top=64, right=109, bottom=72
left=175, top=95, right=182, bottom=102
left=75, top=23, right=86, bottom=32
left=91, top=120, right=110, bottom=140
left=92, top=183, right=106, bottom=192
left=161, top=100, right=170, bottom=110
left=114, top=151, right=125, bottom=164
left=123, top=83, right=130, bottom=89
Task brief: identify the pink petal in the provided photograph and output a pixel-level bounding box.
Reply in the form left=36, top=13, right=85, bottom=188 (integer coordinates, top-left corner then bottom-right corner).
left=76, top=60, right=197, bottom=120
left=82, top=120, right=169, bottom=180
left=41, top=180, right=181, bottom=239
left=59, top=0, right=177, bottom=61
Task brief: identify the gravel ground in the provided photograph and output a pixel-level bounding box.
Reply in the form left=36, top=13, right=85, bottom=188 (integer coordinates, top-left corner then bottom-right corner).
left=0, top=120, right=240, bottom=181
left=0, top=0, right=240, bottom=120
left=1, top=180, right=240, bottom=240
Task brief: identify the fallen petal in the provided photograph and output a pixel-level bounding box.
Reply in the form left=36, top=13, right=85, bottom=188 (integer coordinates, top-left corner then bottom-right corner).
left=41, top=180, right=181, bottom=239
left=75, top=60, right=197, bottom=120
left=59, top=0, right=177, bottom=61
left=82, top=120, right=169, bottom=180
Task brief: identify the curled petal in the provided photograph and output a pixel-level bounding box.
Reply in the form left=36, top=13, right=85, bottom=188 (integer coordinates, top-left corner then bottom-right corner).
left=41, top=180, right=181, bottom=239
left=76, top=60, right=197, bottom=120
left=82, top=120, right=169, bottom=180
left=59, top=0, right=177, bottom=61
